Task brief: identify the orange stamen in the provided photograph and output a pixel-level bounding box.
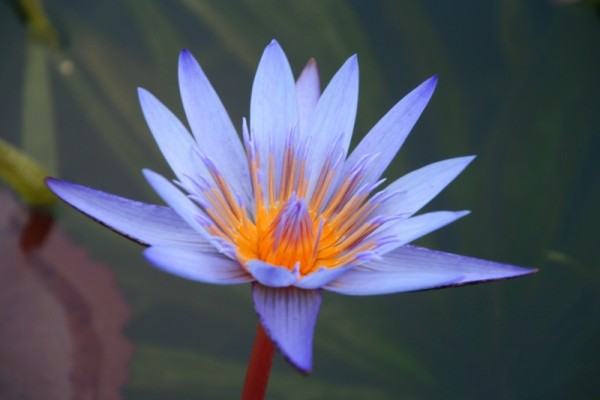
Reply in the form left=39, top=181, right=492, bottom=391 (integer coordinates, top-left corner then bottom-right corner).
left=199, top=139, right=378, bottom=279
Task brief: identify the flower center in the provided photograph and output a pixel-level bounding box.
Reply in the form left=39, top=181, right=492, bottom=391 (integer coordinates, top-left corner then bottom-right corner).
left=261, top=196, right=316, bottom=269
left=233, top=193, right=377, bottom=276
left=194, top=132, right=381, bottom=277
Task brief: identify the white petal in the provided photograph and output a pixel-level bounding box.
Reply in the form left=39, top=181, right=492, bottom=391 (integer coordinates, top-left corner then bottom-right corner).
left=142, top=169, right=211, bottom=241
left=252, top=284, right=321, bottom=373
left=178, top=50, right=251, bottom=202
left=138, top=88, right=200, bottom=183
left=250, top=40, right=299, bottom=195
left=145, top=246, right=252, bottom=284
left=375, top=211, right=470, bottom=255
left=46, top=178, right=207, bottom=249
left=295, top=265, right=354, bottom=289
left=375, top=156, right=475, bottom=217
left=305, top=55, right=359, bottom=196
left=325, top=245, right=536, bottom=295
left=247, top=260, right=297, bottom=287
left=295, top=58, right=320, bottom=134
left=338, top=76, right=438, bottom=193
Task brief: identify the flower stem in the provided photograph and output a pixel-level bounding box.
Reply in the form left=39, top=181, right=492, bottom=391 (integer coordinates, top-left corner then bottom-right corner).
left=242, top=323, right=275, bottom=400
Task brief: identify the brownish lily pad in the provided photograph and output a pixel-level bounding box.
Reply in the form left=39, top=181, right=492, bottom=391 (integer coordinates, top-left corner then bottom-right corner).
left=0, top=189, right=132, bottom=400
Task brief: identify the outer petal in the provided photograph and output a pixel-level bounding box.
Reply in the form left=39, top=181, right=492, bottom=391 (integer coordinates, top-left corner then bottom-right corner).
left=305, top=55, right=359, bottom=195
left=46, top=178, right=206, bottom=248
left=145, top=246, right=252, bottom=284
left=376, top=210, right=470, bottom=255
left=295, top=265, right=354, bottom=289
left=252, top=284, right=321, bottom=373
left=178, top=50, right=251, bottom=202
left=250, top=40, right=298, bottom=191
left=295, top=58, right=320, bottom=134
left=325, top=245, right=536, bottom=295
left=339, top=76, right=438, bottom=192
left=142, top=169, right=213, bottom=243
left=138, top=88, right=200, bottom=185
left=375, top=156, right=476, bottom=218
left=247, top=260, right=297, bottom=287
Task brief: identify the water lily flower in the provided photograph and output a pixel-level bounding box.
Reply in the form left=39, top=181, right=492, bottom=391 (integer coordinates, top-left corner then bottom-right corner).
left=46, top=40, right=535, bottom=374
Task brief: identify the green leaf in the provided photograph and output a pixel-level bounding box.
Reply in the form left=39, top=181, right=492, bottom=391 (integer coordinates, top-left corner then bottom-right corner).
left=0, top=138, right=54, bottom=205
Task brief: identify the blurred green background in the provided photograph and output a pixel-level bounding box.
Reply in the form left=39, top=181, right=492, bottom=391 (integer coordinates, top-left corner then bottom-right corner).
left=1, top=0, right=599, bottom=398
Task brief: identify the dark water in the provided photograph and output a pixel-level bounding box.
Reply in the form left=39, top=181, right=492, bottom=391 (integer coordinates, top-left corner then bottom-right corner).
left=1, top=1, right=599, bottom=399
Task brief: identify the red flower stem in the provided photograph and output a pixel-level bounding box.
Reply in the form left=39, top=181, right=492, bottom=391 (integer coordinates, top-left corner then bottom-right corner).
left=242, top=323, right=275, bottom=400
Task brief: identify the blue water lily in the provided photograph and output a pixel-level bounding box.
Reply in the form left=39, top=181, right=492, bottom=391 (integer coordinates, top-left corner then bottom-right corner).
left=47, top=40, right=535, bottom=373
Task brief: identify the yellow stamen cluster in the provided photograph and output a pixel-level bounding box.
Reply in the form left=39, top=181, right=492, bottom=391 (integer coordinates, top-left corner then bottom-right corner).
left=200, top=140, right=379, bottom=277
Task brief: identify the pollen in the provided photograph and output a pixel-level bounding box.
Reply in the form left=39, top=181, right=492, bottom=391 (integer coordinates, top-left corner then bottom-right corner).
left=196, top=133, right=380, bottom=278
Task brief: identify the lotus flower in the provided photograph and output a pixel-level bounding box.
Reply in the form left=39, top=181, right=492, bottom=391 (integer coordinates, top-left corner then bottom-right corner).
left=47, top=40, right=535, bottom=373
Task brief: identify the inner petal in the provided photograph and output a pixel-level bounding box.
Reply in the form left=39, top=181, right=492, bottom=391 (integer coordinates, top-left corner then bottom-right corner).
left=258, top=196, right=318, bottom=274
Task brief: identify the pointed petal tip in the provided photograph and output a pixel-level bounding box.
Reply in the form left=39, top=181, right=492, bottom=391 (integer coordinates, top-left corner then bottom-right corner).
left=263, top=335, right=314, bottom=375
left=429, top=74, right=439, bottom=88
left=141, top=167, right=155, bottom=180
left=347, top=53, right=359, bottom=67
left=263, top=324, right=312, bottom=373
left=260, top=40, right=289, bottom=66
left=333, top=53, right=358, bottom=75
left=514, top=265, right=539, bottom=276
left=266, top=39, right=282, bottom=51
left=299, top=58, right=319, bottom=79
left=45, top=176, right=59, bottom=188
left=137, top=86, right=151, bottom=101
left=44, top=176, right=74, bottom=197
left=284, top=355, right=313, bottom=375
left=447, top=155, right=477, bottom=169
left=142, top=168, right=170, bottom=196
left=252, top=285, right=320, bottom=375
left=441, top=263, right=538, bottom=289
left=142, top=169, right=177, bottom=194
left=178, top=48, right=202, bottom=70
left=407, top=75, right=438, bottom=101
left=416, top=74, right=439, bottom=96
left=454, top=155, right=477, bottom=173
left=420, top=74, right=438, bottom=88
left=45, top=177, right=67, bottom=201
left=456, top=210, right=471, bottom=218
left=178, top=49, right=194, bottom=66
